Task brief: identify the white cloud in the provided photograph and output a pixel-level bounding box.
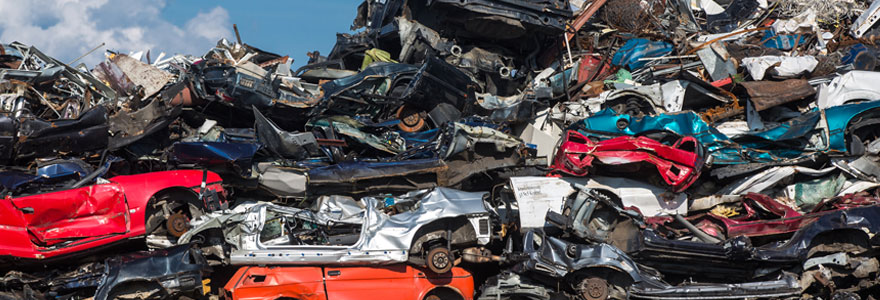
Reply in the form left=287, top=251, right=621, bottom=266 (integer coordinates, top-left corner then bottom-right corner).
left=0, top=0, right=231, bottom=67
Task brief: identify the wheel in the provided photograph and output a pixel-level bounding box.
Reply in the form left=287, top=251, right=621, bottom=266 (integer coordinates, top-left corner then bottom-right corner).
left=577, top=276, right=625, bottom=300
left=146, top=194, right=204, bottom=249
left=396, top=104, right=426, bottom=132
left=427, top=247, right=453, bottom=274
left=166, top=210, right=190, bottom=238
left=579, top=277, right=608, bottom=300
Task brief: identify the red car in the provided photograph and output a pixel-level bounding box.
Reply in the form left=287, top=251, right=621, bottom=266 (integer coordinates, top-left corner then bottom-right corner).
left=690, top=192, right=880, bottom=239
left=552, top=130, right=704, bottom=192
left=0, top=170, right=225, bottom=261
left=223, top=265, right=475, bottom=300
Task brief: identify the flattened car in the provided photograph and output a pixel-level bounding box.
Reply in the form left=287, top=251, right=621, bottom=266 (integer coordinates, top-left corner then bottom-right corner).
left=547, top=183, right=880, bottom=283
left=224, top=265, right=474, bottom=300
left=0, top=170, right=226, bottom=261
left=551, top=130, right=704, bottom=192
left=181, top=187, right=496, bottom=273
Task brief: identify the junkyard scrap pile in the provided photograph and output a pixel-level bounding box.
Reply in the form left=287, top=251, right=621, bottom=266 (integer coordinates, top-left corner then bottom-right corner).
left=6, top=0, right=880, bottom=299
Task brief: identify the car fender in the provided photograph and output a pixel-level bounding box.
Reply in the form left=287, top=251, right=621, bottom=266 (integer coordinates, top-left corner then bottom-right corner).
left=108, top=170, right=224, bottom=236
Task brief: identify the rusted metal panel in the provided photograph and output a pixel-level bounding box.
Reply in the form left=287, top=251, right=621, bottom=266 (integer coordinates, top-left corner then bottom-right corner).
left=106, top=54, right=174, bottom=99
left=741, top=79, right=816, bottom=111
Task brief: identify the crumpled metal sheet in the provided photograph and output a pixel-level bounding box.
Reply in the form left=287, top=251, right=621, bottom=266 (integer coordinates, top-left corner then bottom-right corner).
left=16, top=106, right=109, bottom=159
left=14, top=183, right=127, bottom=244
left=552, top=130, right=704, bottom=192
left=741, top=56, right=818, bottom=80
left=816, top=70, right=880, bottom=109
left=256, top=163, right=308, bottom=197
left=573, top=100, right=880, bottom=167
left=518, top=229, right=641, bottom=281
left=741, top=79, right=816, bottom=111
left=94, top=54, right=174, bottom=99
left=171, top=142, right=260, bottom=177
left=443, top=122, right=522, bottom=159
left=254, top=109, right=319, bottom=159
left=94, top=244, right=208, bottom=300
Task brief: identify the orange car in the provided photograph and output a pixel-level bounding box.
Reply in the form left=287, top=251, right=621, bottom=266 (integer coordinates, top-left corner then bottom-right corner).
left=223, top=264, right=474, bottom=300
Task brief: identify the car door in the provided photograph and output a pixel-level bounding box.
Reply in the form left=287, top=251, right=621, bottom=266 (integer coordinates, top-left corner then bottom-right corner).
left=323, top=265, right=416, bottom=300
left=10, top=183, right=129, bottom=246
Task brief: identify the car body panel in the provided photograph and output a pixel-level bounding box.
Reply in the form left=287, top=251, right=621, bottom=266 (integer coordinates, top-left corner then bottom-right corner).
left=552, top=130, right=703, bottom=192
left=817, top=71, right=880, bottom=109
left=11, top=183, right=129, bottom=245
left=519, top=230, right=642, bottom=281
left=640, top=201, right=880, bottom=279
left=224, top=265, right=474, bottom=300
left=94, top=244, right=210, bottom=300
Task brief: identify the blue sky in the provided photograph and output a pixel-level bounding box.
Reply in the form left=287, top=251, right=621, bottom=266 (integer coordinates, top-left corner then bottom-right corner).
left=160, top=0, right=362, bottom=68
left=0, top=0, right=362, bottom=68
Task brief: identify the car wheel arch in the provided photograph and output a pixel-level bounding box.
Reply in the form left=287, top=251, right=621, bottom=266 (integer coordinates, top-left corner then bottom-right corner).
left=409, top=216, right=478, bottom=253
left=422, top=286, right=465, bottom=300
left=145, top=187, right=205, bottom=244
left=100, top=280, right=168, bottom=300
left=835, top=105, right=880, bottom=153
left=805, top=228, right=872, bottom=258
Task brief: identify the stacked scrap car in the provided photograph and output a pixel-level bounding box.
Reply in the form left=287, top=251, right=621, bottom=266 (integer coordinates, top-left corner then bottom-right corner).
left=6, top=0, right=880, bottom=298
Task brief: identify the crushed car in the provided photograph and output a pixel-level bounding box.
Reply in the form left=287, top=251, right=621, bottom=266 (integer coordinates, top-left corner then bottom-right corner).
left=223, top=265, right=474, bottom=300
left=0, top=244, right=211, bottom=300
left=0, top=169, right=225, bottom=261
left=180, top=187, right=500, bottom=273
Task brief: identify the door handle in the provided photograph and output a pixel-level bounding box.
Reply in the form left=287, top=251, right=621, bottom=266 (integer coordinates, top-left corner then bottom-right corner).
left=19, top=207, right=34, bottom=214
left=327, top=270, right=341, bottom=276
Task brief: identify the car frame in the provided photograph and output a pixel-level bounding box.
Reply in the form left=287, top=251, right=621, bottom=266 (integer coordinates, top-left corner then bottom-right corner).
left=182, top=187, right=495, bottom=273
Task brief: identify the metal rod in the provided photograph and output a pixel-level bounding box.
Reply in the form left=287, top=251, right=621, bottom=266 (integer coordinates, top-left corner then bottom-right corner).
left=234, top=24, right=243, bottom=44
left=69, top=42, right=105, bottom=65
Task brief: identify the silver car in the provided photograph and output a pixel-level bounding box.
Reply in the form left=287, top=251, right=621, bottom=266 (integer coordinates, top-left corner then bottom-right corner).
left=180, top=187, right=494, bottom=273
